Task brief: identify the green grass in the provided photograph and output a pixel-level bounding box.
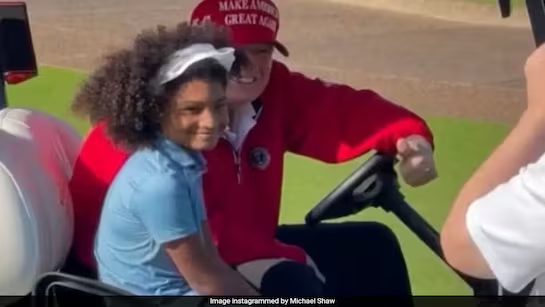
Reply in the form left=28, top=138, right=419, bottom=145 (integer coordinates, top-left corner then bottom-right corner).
left=6, top=66, right=510, bottom=295
left=6, top=66, right=88, bottom=133
left=466, top=0, right=525, bottom=8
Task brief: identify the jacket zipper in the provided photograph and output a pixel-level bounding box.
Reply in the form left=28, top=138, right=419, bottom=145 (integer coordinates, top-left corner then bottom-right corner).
left=225, top=103, right=259, bottom=184
left=227, top=140, right=242, bottom=184
left=231, top=146, right=242, bottom=184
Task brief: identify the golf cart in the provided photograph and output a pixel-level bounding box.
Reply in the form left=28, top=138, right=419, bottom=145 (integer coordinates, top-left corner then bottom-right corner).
left=0, top=2, right=136, bottom=304
left=0, top=0, right=541, bottom=305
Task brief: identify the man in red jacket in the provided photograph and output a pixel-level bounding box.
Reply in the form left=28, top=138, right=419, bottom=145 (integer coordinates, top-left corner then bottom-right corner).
left=68, top=0, right=437, bottom=296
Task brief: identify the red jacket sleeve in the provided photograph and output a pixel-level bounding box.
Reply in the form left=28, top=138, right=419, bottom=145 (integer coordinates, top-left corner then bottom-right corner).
left=280, top=64, right=434, bottom=163
left=69, top=121, right=130, bottom=268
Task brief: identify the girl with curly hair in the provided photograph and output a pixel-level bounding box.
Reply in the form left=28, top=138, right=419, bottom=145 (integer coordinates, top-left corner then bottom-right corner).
left=74, top=22, right=257, bottom=296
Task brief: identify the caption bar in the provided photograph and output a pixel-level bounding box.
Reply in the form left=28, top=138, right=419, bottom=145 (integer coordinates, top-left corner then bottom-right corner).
left=209, top=297, right=336, bottom=306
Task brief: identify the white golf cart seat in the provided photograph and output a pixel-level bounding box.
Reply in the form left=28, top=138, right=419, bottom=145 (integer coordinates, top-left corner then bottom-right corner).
left=0, top=108, right=134, bottom=305
left=0, top=107, right=81, bottom=299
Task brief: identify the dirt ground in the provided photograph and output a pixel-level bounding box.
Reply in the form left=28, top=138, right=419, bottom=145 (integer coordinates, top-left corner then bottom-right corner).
left=326, top=0, right=531, bottom=28
left=22, top=0, right=537, bottom=124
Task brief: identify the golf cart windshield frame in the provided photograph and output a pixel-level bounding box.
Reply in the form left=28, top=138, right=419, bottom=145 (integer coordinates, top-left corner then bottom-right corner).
left=499, top=0, right=545, bottom=46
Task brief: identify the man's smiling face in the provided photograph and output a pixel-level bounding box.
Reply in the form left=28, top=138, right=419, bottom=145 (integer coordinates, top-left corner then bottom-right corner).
left=227, top=43, right=274, bottom=104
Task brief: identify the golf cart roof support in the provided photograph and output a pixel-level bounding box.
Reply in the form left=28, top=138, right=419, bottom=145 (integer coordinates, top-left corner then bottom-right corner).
left=0, top=2, right=39, bottom=110
left=0, top=72, right=6, bottom=110
left=499, top=0, right=545, bottom=46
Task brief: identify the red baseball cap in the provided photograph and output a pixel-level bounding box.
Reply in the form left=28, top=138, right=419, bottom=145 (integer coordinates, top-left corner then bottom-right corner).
left=190, top=0, right=289, bottom=57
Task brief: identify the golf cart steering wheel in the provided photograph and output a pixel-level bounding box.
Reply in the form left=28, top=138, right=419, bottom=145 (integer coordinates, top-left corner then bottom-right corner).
left=303, top=152, right=507, bottom=296
left=305, top=152, right=397, bottom=225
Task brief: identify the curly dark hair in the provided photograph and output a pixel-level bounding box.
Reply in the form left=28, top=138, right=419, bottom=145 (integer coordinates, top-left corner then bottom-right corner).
left=71, top=21, right=233, bottom=150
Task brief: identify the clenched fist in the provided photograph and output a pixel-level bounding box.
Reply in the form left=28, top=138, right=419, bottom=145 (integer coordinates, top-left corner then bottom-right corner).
left=396, top=135, right=437, bottom=187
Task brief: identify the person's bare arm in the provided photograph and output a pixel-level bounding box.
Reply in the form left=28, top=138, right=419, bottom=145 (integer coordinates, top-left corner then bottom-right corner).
left=441, top=44, right=545, bottom=280
left=441, top=112, right=545, bottom=278
left=164, top=227, right=259, bottom=296
left=133, top=175, right=258, bottom=296
left=200, top=221, right=222, bottom=258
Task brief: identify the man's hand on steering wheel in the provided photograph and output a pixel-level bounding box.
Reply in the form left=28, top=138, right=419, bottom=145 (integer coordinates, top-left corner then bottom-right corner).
left=396, top=135, right=437, bottom=187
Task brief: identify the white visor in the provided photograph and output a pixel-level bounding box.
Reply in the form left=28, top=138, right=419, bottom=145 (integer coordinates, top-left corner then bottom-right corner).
left=153, top=43, right=235, bottom=89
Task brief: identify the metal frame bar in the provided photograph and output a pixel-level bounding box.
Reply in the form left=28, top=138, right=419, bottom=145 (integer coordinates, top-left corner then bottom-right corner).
left=499, top=0, right=545, bottom=46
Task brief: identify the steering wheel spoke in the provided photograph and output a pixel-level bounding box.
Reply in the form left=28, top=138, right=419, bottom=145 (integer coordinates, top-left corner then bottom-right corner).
left=352, top=174, right=382, bottom=203
left=305, top=153, right=398, bottom=225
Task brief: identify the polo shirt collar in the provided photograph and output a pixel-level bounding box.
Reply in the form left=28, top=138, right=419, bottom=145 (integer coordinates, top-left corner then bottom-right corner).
left=154, top=135, right=206, bottom=170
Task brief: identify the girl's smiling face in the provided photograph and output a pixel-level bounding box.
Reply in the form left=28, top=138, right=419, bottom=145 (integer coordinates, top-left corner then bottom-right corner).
left=162, top=78, right=228, bottom=151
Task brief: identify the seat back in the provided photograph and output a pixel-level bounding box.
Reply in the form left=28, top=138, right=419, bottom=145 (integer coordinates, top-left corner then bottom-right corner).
left=0, top=107, right=81, bottom=296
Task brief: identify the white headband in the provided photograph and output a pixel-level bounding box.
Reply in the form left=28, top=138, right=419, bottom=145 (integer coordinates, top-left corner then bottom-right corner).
left=152, top=43, right=235, bottom=93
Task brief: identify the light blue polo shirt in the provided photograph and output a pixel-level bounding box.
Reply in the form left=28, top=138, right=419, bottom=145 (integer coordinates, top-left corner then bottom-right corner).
left=94, top=136, right=207, bottom=295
